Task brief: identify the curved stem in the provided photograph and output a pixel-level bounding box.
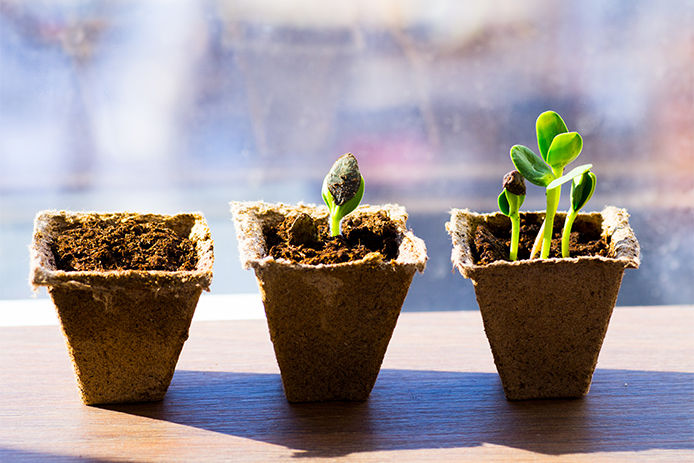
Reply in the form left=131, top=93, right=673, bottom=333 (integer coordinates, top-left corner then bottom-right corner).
left=509, top=213, right=520, bottom=261
left=540, top=185, right=561, bottom=258
left=561, top=209, right=577, bottom=257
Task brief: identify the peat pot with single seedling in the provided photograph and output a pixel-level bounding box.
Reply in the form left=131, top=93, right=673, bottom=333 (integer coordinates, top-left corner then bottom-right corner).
left=231, top=153, right=427, bottom=402
left=446, top=111, right=640, bottom=400
left=29, top=211, right=214, bottom=405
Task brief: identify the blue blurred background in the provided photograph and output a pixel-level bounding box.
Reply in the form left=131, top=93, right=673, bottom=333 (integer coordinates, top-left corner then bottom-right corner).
left=1, top=0, right=693, bottom=308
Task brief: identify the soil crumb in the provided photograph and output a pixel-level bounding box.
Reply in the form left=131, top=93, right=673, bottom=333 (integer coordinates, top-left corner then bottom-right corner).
left=474, top=213, right=609, bottom=265
left=264, top=212, right=401, bottom=265
left=51, top=217, right=198, bottom=271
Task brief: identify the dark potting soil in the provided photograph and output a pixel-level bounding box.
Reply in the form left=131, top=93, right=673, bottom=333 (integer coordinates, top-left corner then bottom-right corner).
left=264, top=212, right=401, bottom=265
left=51, top=218, right=198, bottom=271
left=474, top=213, right=609, bottom=265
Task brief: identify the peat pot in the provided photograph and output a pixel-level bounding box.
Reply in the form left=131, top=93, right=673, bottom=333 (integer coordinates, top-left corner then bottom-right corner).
left=447, top=206, right=639, bottom=400
left=231, top=201, right=427, bottom=402
left=30, top=211, right=214, bottom=405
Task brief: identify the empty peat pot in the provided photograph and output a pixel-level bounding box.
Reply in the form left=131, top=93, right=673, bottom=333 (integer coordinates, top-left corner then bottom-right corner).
left=447, top=206, right=640, bottom=400
left=29, top=211, right=214, bottom=405
left=231, top=201, right=427, bottom=402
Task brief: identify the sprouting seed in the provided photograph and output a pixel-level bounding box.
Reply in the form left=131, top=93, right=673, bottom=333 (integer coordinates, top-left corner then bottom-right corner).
left=321, top=153, right=365, bottom=236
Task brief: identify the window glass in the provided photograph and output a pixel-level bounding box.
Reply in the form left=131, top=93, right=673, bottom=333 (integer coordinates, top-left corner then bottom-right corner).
left=1, top=0, right=692, bottom=307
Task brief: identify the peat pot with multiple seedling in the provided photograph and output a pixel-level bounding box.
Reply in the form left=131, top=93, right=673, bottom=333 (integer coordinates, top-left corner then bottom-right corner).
left=447, top=111, right=640, bottom=400
left=29, top=111, right=638, bottom=406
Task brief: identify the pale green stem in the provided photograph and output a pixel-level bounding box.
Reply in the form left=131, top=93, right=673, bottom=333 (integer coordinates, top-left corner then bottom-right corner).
left=330, top=212, right=341, bottom=236
left=509, top=213, right=520, bottom=261
left=529, top=221, right=544, bottom=259
left=561, top=209, right=577, bottom=257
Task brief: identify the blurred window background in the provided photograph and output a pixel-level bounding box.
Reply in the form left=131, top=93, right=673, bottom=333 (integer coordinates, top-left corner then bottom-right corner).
left=1, top=0, right=692, bottom=308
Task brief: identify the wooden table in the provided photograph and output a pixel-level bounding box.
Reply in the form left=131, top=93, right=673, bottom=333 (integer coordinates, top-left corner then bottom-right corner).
left=1, top=306, right=693, bottom=462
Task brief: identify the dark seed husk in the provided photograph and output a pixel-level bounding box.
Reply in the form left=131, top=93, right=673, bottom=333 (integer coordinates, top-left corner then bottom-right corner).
left=327, top=153, right=361, bottom=206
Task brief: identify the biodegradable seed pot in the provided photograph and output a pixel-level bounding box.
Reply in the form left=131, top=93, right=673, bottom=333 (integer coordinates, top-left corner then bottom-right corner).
left=231, top=201, right=427, bottom=402
left=29, top=211, right=214, bottom=405
left=447, top=206, right=640, bottom=400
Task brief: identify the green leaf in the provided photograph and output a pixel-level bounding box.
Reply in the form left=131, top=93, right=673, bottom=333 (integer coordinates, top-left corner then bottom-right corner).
left=498, top=189, right=525, bottom=216
left=536, top=111, right=568, bottom=162
left=546, top=164, right=593, bottom=190
left=571, top=171, right=596, bottom=212
left=334, top=175, right=364, bottom=218
left=510, top=145, right=555, bottom=187
left=498, top=190, right=510, bottom=216
left=546, top=132, right=583, bottom=169
left=323, top=174, right=364, bottom=236
left=321, top=176, right=336, bottom=212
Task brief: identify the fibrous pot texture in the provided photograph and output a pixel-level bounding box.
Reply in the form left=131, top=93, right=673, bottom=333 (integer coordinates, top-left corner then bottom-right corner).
left=30, top=211, right=214, bottom=405
left=231, top=201, right=427, bottom=402
left=447, top=206, right=639, bottom=400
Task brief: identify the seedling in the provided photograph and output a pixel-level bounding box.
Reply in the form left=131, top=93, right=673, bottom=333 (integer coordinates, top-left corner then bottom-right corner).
left=322, top=153, right=365, bottom=236
left=510, top=111, right=593, bottom=259
left=498, top=170, right=526, bottom=261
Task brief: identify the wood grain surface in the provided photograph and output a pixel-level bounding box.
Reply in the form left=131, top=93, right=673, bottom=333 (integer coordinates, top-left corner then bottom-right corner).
left=1, top=306, right=693, bottom=462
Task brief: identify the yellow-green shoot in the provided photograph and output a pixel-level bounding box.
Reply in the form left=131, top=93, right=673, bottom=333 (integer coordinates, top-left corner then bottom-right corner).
left=510, top=111, right=592, bottom=259
left=498, top=170, right=526, bottom=261
left=321, top=153, right=365, bottom=236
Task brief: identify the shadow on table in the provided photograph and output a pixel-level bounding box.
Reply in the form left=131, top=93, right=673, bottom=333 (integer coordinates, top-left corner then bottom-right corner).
left=101, top=368, right=694, bottom=458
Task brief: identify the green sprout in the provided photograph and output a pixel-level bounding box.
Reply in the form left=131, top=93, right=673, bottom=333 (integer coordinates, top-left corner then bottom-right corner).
left=560, top=170, right=596, bottom=257
left=498, top=170, right=526, bottom=261
left=321, top=153, right=365, bottom=236
left=510, top=111, right=592, bottom=259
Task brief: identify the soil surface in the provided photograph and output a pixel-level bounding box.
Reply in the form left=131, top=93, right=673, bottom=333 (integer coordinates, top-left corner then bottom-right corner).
left=264, top=212, right=401, bottom=265
left=474, top=214, right=609, bottom=265
left=51, top=218, right=198, bottom=271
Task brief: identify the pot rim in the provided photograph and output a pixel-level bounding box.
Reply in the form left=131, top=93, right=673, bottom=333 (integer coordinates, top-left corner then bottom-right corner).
left=29, top=210, right=214, bottom=291
left=230, top=201, right=427, bottom=273
left=446, top=206, right=640, bottom=277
